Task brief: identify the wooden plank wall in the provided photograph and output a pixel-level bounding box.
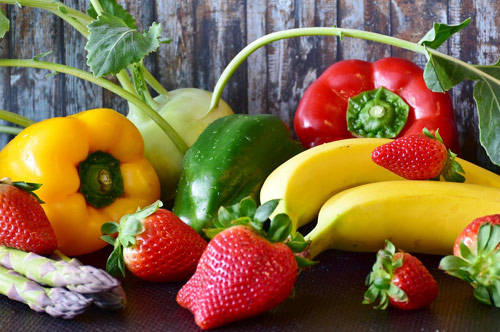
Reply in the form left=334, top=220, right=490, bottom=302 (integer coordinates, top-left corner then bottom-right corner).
left=0, top=0, right=499, bottom=171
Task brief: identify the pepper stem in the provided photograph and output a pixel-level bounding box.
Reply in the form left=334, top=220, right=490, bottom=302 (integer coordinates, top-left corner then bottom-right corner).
left=78, top=151, right=124, bottom=208
left=346, top=86, right=409, bottom=138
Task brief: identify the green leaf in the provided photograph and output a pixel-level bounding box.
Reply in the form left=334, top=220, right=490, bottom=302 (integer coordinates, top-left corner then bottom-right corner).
left=216, top=206, right=234, bottom=228
left=490, top=283, right=500, bottom=307
left=106, top=244, right=125, bottom=277
left=255, top=199, right=280, bottom=223
left=87, top=0, right=136, bottom=29
left=474, top=285, right=492, bottom=305
left=120, top=217, right=145, bottom=237
left=268, top=213, right=292, bottom=243
left=101, top=221, right=120, bottom=235
left=423, top=51, right=500, bottom=166
left=203, top=227, right=225, bottom=239
left=484, top=224, right=500, bottom=253
left=99, top=234, right=116, bottom=245
left=119, top=235, right=136, bottom=248
left=239, top=197, right=257, bottom=218
left=86, top=13, right=162, bottom=77
left=294, top=255, right=318, bottom=268
left=459, top=241, right=475, bottom=261
left=418, top=19, right=470, bottom=49
left=0, top=9, right=9, bottom=39
left=286, top=232, right=309, bottom=253
left=33, top=51, right=53, bottom=61
left=473, top=60, right=500, bottom=166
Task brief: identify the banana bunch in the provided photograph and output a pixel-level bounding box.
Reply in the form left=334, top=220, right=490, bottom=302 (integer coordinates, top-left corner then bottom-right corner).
left=259, top=138, right=500, bottom=258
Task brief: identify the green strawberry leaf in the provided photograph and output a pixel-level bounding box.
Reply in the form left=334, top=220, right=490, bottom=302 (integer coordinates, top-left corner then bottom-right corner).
left=268, top=213, right=292, bottom=243
left=295, top=255, right=318, bottom=268
left=286, top=233, right=309, bottom=253
left=459, top=241, right=475, bottom=262
left=101, top=221, right=120, bottom=235
left=120, top=217, right=144, bottom=237
left=203, top=227, right=226, bottom=239
left=99, top=235, right=116, bottom=246
left=255, top=199, right=280, bottom=223
left=474, top=285, right=492, bottom=305
left=87, top=0, right=137, bottom=29
left=239, top=197, right=257, bottom=219
left=216, top=206, right=234, bottom=228
left=484, top=224, right=500, bottom=253
left=490, top=283, right=500, bottom=307
left=119, top=235, right=136, bottom=248
left=86, top=13, right=162, bottom=77
left=106, top=244, right=125, bottom=277
left=0, top=9, right=9, bottom=39
left=418, top=19, right=470, bottom=50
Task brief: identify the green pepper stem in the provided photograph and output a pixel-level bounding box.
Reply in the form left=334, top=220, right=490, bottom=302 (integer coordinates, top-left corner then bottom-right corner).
left=0, top=59, right=188, bottom=154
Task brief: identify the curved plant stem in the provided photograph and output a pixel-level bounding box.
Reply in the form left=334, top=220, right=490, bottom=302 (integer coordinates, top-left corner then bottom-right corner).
left=208, top=27, right=429, bottom=112
left=143, top=69, right=169, bottom=96
left=0, top=125, right=22, bottom=135
left=0, top=0, right=92, bottom=37
left=0, top=59, right=188, bottom=154
left=0, top=110, right=35, bottom=127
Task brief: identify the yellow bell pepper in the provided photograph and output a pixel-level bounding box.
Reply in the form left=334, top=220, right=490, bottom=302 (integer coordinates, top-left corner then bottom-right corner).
left=0, top=108, right=160, bottom=256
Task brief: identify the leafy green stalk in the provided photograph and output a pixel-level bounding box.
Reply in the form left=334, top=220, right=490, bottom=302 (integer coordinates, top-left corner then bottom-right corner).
left=0, top=59, right=188, bottom=153
left=0, top=0, right=92, bottom=37
left=0, top=110, right=34, bottom=127
left=208, top=23, right=500, bottom=166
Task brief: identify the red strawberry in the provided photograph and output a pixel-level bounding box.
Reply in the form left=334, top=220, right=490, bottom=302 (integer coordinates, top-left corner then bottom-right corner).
left=101, top=201, right=207, bottom=282
left=371, top=128, right=464, bottom=182
left=0, top=178, right=57, bottom=255
left=452, top=214, right=500, bottom=257
left=363, top=240, right=438, bottom=310
left=440, top=215, right=500, bottom=307
left=177, top=197, right=314, bottom=330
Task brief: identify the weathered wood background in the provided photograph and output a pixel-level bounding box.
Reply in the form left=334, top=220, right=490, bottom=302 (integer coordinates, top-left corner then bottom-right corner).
left=0, top=0, right=499, bottom=171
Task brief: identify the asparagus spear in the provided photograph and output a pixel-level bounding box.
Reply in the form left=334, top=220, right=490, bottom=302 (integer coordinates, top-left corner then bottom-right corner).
left=0, top=265, right=91, bottom=319
left=51, top=251, right=127, bottom=310
left=0, top=246, right=118, bottom=293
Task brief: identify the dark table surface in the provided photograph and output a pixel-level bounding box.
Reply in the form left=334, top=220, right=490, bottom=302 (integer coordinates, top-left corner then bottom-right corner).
left=0, top=246, right=498, bottom=332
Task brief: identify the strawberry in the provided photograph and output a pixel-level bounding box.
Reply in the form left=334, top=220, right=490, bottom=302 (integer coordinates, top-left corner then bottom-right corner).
left=177, top=197, right=314, bottom=330
left=363, top=240, right=438, bottom=310
left=0, top=178, right=57, bottom=255
left=371, top=128, right=465, bottom=182
left=440, top=215, right=500, bottom=307
left=101, top=201, right=207, bottom=282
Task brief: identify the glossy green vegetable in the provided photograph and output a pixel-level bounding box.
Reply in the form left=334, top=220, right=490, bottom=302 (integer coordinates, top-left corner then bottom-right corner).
left=173, top=114, right=304, bottom=233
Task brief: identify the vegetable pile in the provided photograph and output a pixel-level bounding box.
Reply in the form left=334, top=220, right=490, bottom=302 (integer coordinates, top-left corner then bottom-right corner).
left=0, top=0, right=500, bottom=329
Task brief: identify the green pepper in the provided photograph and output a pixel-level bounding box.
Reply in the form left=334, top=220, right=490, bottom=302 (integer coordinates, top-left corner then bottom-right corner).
left=173, top=114, right=304, bottom=233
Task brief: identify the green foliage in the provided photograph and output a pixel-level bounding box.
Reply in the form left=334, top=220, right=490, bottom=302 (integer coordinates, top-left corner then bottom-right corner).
left=86, top=13, right=162, bottom=77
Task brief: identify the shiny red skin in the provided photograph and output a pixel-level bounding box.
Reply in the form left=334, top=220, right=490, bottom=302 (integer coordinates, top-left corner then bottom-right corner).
left=177, top=225, right=298, bottom=330
left=453, top=214, right=500, bottom=257
left=390, top=252, right=439, bottom=310
left=371, top=133, right=448, bottom=180
left=0, top=184, right=57, bottom=255
left=123, top=209, right=207, bottom=283
left=294, top=58, right=460, bottom=153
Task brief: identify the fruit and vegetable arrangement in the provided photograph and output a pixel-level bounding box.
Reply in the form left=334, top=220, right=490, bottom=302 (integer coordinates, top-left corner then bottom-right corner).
left=0, top=0, right=500, bottom=330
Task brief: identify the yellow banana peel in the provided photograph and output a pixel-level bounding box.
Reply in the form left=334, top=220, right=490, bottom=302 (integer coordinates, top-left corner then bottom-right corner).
left=260, top=138, right=500, bottom=233
left=305, top=181, right=500, bottom=258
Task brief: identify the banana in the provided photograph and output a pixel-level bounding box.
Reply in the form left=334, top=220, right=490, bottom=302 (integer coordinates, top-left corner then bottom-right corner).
left=260, top=138, right=500, bottom=232
left=305, top=181, right=500, bottom=259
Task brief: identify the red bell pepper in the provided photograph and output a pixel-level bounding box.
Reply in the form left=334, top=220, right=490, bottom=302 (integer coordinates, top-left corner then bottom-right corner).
left=293, top=57, right=460, bottom=153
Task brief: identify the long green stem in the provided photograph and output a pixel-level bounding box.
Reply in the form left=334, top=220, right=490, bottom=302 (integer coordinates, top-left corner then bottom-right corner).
left=208, top=27, right=429, bottom=112
left=0, top=59, right=188, bottom=154
left=0, top=110, right=35, bottom=127
left=143, top=69, right=169, bottom=96
left=0, top=125, right=22, bottom=135
left=0, top=0, right=92, bottom=37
